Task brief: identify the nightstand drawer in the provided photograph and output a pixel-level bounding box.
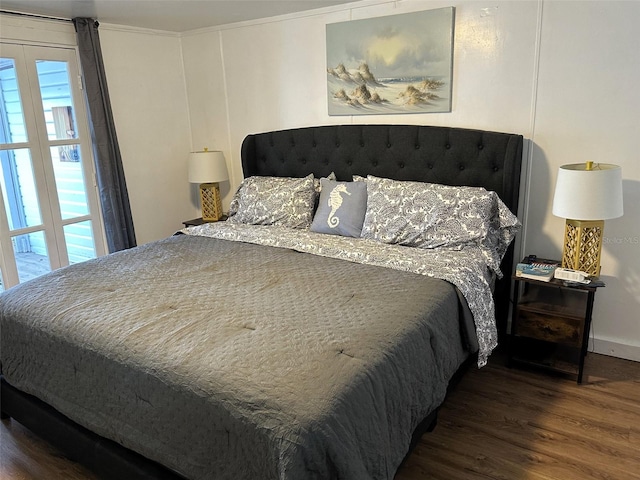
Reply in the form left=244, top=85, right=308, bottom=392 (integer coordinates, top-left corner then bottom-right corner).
left=515, top=310, right=583, bottom=346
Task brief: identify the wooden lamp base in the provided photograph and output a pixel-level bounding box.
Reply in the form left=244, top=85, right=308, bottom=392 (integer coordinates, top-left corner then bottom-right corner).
left=199, top=182, right=223, bottom=221
left=561, top=219, right=604, bottom=276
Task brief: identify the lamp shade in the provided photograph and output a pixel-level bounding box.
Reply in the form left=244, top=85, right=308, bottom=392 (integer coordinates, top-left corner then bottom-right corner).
left=552, top=163, right=623, bottom=221
left=188, top=150, right=228, bottom=184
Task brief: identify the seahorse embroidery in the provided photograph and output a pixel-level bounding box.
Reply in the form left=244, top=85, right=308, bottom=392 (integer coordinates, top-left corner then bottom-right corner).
left=327, top=184, right=351, bottom=228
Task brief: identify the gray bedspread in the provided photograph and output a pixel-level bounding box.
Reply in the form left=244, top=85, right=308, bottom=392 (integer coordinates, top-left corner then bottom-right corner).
left=0, top=234, right=469, bottom=480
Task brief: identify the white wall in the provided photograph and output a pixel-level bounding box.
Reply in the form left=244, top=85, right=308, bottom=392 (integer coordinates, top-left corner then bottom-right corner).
left=182, top=0, right=540, bottom=200
left=526, top=1, right=640, bottom=359
left=98, top=24, right=194, bottom=245
left=180, top=0, right=640, bottom=360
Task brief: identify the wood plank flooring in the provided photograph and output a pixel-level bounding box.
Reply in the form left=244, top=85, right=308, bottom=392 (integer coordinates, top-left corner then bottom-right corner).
left=2, top=352, right=639, bottom=479
left=1, top=252, right=50, bottom=292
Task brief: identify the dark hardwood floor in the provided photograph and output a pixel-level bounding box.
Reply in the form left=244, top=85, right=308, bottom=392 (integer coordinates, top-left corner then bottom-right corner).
left=2, top=352, right=639, bottom=479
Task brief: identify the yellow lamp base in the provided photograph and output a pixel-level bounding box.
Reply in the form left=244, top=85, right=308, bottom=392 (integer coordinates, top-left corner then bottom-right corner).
left=199, top=182, right=223, bottom=221
left=561, top=219, right=603, bottom=277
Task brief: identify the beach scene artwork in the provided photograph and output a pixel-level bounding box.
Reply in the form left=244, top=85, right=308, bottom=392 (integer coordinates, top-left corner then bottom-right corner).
left=326, top=7, right=454, bottom=115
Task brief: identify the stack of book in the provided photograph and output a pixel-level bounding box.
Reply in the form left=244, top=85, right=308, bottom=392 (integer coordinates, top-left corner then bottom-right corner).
left=515, top=257, right=560, bottom=282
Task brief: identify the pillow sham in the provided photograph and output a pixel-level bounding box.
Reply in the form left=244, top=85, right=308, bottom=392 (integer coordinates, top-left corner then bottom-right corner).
left=361, top=175, right=520, bottom=275
left=482, top=197, right=520, bottom=275
left=310, top=179, right=367, bottom=237
left=314, top=171, right=337, bottom=192
left=227, top=174, right=316, bottom=229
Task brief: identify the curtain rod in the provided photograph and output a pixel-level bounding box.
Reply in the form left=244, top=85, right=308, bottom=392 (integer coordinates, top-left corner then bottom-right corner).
left=0, top=9, right=73, bottom=23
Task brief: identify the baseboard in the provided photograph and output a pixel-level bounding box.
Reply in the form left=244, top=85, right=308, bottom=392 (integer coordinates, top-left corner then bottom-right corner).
left=590, top=337, right=640, bottom=363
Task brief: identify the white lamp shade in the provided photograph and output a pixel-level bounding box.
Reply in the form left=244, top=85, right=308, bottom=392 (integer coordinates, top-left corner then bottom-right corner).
left=188, top=150, right=229, bottom=184
left=552, top=163, right=623, bottom=220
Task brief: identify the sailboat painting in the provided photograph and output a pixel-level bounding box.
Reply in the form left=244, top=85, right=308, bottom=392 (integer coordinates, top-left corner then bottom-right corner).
left=326, top=7, right=454, bottom=115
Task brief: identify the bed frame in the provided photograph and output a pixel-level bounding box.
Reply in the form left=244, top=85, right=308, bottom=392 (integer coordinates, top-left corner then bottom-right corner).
left=1, top=124, right=523, bottom=480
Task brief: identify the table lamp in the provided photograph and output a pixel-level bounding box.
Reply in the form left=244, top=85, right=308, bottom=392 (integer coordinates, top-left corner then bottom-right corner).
left=188, top=149, right=228, bottom=221
left=552, top=161, right=623, bottom=276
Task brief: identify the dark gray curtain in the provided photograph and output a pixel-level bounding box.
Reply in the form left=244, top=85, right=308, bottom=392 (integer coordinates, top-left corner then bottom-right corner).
left=73, top=18, right=136, bottom=252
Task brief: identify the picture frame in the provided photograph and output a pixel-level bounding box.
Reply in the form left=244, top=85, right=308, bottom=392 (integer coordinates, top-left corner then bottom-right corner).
left=326, top=7, right=455, bottom=115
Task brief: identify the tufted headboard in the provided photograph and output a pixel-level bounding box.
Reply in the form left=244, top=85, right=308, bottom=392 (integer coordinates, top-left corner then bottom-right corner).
left=241, top=124, right=523, bottom=340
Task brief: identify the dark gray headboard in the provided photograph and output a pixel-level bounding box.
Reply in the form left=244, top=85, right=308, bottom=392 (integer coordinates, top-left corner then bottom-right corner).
left=241, top=124, right=523, bottom=340
left=241, top=124, right=522, bottom=215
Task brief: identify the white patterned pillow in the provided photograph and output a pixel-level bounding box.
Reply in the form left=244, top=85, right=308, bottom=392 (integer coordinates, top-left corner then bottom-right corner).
left=482, top=197, right=520, bottom=275
left=227, top=174, right=316, bottom=229
left=361, top=175, right=519, bottom=275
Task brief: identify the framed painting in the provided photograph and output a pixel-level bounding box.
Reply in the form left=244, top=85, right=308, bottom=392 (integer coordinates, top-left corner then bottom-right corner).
left=326, top=7, right=455, bottom=115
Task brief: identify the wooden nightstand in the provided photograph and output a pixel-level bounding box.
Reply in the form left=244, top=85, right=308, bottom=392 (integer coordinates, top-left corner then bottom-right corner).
left=508, top=266, right=603, bottom=384
left=182, top=217, right=207, bottom=227
left=182, top=216, right=227, bottom=228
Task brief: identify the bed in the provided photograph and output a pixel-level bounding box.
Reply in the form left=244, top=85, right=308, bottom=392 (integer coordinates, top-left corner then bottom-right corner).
left=0, top=124, right=523, bottom=480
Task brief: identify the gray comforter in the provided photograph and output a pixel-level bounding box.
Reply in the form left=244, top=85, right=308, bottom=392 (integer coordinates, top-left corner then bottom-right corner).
left=1, top=233, right=469, bottom=480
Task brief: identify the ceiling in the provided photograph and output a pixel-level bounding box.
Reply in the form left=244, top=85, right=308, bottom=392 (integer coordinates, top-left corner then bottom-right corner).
left=0, top=0, right=355, bottom=32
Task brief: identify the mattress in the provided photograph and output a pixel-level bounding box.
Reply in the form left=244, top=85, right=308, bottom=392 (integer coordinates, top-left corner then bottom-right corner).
left=0, top=233, right=470, bottom=480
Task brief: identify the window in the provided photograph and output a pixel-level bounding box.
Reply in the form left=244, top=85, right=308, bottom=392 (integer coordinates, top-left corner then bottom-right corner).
left=0, top=43, right=105, bottom=290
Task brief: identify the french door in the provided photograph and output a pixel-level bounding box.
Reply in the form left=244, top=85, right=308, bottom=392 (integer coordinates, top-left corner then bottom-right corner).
left=0, top=43, right=105, bottom=292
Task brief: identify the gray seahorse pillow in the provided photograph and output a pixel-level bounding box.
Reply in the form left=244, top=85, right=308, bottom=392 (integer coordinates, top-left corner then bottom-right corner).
left=310, top=179, right=367, bottom=237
